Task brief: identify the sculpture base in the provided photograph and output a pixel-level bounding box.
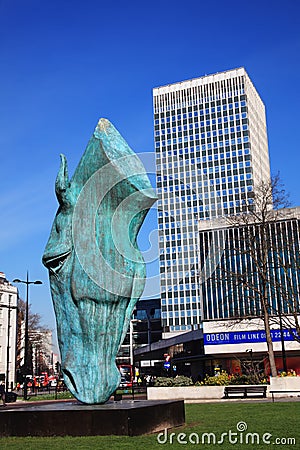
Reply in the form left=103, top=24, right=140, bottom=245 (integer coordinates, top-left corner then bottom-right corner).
left=0, top=400, right=185, bottom=436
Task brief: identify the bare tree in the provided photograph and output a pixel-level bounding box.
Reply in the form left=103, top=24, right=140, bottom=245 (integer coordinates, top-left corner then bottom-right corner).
left=17, top=298, right=52, bottom=376
left=223, top=174, right=291, bottom=377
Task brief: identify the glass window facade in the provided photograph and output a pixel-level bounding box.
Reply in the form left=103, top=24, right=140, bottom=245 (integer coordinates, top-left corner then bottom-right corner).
left=153, top=68, right=271, bottom=334
left=199, top=214, right=300, bottom=321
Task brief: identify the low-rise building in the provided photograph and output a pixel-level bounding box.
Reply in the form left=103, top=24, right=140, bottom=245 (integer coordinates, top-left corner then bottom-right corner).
left=0, top=272, right=18, bottom=389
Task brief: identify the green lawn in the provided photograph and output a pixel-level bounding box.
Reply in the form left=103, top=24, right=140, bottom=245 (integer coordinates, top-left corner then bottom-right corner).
left=1, top=402, right=299, bottom=449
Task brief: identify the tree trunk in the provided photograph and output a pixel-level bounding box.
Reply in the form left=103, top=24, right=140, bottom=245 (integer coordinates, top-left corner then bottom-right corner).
left=263, top=305, right=277, bottom=377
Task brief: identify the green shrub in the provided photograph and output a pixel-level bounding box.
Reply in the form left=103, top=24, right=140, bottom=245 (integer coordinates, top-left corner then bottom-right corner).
left=229, top=373, right=267, bottom=385
left=172, top=375, right=194, bottom=386
left=154, top=377, right=174, bottom=387
left=201, top=371, right=230, bottom=386
left=229, top=374, right=251, bottom=385
left=154, top=375, right=194, bottom=387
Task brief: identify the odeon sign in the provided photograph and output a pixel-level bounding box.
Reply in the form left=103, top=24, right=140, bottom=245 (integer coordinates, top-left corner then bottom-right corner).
left=204, top=329, right=295, bottom=345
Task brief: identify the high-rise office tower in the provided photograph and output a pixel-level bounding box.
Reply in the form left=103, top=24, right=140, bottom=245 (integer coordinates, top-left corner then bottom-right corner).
left=154, top=68, right=271, bottom=335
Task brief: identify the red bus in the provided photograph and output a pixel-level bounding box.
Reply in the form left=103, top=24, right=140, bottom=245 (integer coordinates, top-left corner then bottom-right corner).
left=118, top=364, right=133, bottom=387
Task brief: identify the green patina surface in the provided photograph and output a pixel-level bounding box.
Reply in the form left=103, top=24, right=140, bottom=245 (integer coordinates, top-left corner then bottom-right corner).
left=42, top=119, right=156, bottom=404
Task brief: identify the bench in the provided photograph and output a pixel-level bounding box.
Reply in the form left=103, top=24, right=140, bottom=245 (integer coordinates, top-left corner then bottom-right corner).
left=5, top=392, right=18, bottom=403
left=224, top=385, right=267, bottom=399
left=269, top=390, right=300, bottom=402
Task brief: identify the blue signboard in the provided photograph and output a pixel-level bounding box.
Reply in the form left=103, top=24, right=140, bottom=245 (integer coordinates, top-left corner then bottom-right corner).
left=164, top=361, right=171, bottom=369
left=204, top=329, right=296, bottom=346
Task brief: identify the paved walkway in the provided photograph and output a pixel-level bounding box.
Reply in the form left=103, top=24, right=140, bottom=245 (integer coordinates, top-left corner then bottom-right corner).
left=1, top=394, right=299, bottom=410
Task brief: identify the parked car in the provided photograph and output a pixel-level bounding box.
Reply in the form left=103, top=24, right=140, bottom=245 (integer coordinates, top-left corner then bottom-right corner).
left=119, top=377, right=132, bottom=388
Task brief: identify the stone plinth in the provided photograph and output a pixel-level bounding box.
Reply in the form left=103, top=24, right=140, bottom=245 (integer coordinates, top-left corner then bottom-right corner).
left=0, top=400, right=185, bottom=437
left=269, top=376, right=300, bottom=397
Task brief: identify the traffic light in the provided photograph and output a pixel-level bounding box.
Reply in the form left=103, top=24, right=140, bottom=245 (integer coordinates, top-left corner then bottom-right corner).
left=55, top=361, right=60, bottom=374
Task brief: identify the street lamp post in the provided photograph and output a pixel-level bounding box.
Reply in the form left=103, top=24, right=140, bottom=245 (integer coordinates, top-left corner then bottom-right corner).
left=6, top=294, right=12, bottom=393
left=13, top=272, right=42, bottom=400
left=278, top=300, right=288, bottom=373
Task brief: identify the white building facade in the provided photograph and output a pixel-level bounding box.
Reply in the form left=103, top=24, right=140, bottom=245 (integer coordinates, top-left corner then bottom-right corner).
left=32, top=329, right=54, bottom=375
left=0, top=272, right=18, bottom=388
left=154, top=68, right=270, bottom=335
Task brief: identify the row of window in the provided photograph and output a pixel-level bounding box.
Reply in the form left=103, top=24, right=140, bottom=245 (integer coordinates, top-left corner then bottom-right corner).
left=159, top=197, right=252, bottom=221
left=158, top=162, right=251, bottom=184
left=155, top=114, right=248, bottom=136
left=161, top=294, right=198, bottom=303
left=154, top=89, right=246, bottom=114
left=158, top=185, right=251, bottom=208
left=161, top=269, right=197, bottom=279
left=158, top=173, right=252, bottom=196
left=159, top=228, right=197, bottom=238
left=157, top=164, right=251, bottom=185
left=157, top=147, right=250, bottom=168
left=162, top=283, right=197, bottom=298
left=161, top=310, right=199, bottom=319
left=156, top=134, right=249, bottom=150
left=158, top=181, right=253, bottom=201
left=168, top=324, right=195, bottom=331
left=159, top=174, right=252, bottom=192
left=161, top=288, right=198, bottom=296
left=154, top=101, right=247, bottom=125
left=159, top=218, right=198, bottom=228
left=163, top=246, right=199, bottom=256
left=159, top=204, right=249, bottom=224
left=159, top=152, right=249, bottom=171
left=163, top=206, right=245, bottom=223
left=156, top=130, right=249, bottom=146
left=161, top=257, right=198, bottom=267
left=155, top=114, right=247, bottom=135
left=158, top=243, right=195, bottom=253
left=157, top=142, right=249, bottom=160
left=157, top=142, right=251, bottom=161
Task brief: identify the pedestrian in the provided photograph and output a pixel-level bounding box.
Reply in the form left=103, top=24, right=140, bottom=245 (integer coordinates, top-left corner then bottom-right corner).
left=0, top=382, right=6, bottom=406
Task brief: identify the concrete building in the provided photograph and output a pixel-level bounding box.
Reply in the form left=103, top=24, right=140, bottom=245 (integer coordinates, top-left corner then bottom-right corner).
left=133, top=68, right=300, bottom=379
left=117, top=298, right=162, bottom=369
left=32, top=329, right=54, bottom=375
left=136, top=207, right=300, bottom=378
left=200, top=206, right=300, bottom=375
left=154, top=67, right=270, bottom=336
left=199, top=207, right=300, bottom=321
left=0, top=272, right=18, bottom=389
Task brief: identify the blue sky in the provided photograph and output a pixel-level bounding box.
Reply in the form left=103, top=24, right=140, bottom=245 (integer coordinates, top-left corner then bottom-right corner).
left=1, top=0, right=299, bottom=337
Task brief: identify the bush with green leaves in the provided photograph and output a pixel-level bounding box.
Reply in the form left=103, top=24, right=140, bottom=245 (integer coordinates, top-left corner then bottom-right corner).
left=200, top=371, right=231, bottom=386
left=154, top=375, right=194, bottom=387
left=172, top=375, right=194, bottom=386
left=229, top=374, right=251, bottom=385
left=153, top=372, right=267, bottom=387
left=229, top=374, right=267, bottom=385
left=154, top=377, right=174, bottom=387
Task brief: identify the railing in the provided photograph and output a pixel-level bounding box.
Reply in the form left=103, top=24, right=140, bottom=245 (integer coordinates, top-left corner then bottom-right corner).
left=15, top=382, right=69, bottom=400
left=114, top=384, right=147, bottom=400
